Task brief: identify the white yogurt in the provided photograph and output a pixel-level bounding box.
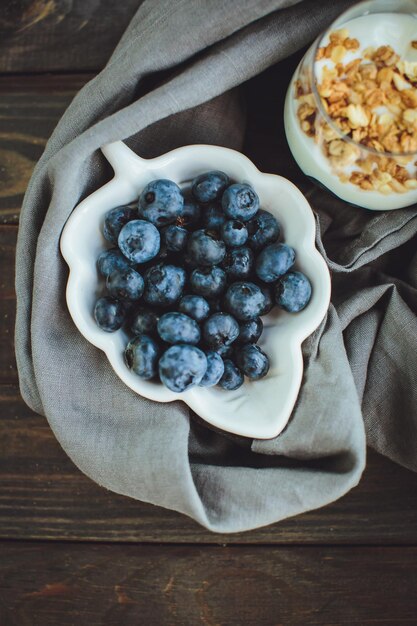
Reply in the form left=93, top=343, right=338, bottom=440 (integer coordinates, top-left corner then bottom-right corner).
left=284, top=12, right=417, bottom=210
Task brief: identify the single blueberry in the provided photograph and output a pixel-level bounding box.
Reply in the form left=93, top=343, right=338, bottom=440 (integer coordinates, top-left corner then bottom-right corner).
left=139, top=179, right=184, bottom=227
left=224, top=282, right=265, bottom=321
left=246, top=209, right=280, bottom=251
left=159, top=344, right=207, bottom=392
left=192, top=171, right=230, bottom=203
left=129, top=306, right=159, bottom=336
left=235, top=344, right=270, bottom=380
left=236, top=318, right=263, bottom=344
left=97, top=248, right=132, bottom=278
left=94, top=296, right=125, bottom=332
left=163, top=225, right=188, bottom=252
left=275, top=271, right=312, bottom=312
left=221, top=219, right=248, bottom=247
left=190, top=266, right=227, bottom=298
left=199, top=352, right=225, bottom=387
left=157, top=312, right=201, bottom=345
left=187, top=229, right=226, bottom=267
left=222, top=246, right=254, bottom=280
left=222, top=183, right=259, bottom=222
left=255, top=242, right=295, bottom=283
left=107, top=267, right=144, bottom=301
left=178, top=295, right=210, bottom=322
left=257, top=283, right=274, bottom=315
left=203, top=313, right=240, bottom=349
left=178, top=197, right=201, bottom=227
left=103, top=205, right=137, bottom=244
left=218, top=359, right=244, bottom=390
left=125, top=335, right=160, bottom=380
left=201, top=204, right=226, bottom=231
left=118, top=219, right=160, bottom=264
left=144, top=264, right=186, bottom=307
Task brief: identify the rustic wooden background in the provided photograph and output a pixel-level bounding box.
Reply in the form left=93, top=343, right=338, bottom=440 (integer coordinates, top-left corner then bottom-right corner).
left=1, top=1, right=417, bottom=624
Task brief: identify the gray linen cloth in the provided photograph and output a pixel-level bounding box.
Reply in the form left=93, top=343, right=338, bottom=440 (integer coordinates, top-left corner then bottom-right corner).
left=15, top=0, right=417, bottom=532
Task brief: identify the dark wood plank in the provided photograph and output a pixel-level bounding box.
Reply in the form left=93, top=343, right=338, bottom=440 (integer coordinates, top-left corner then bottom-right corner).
left=0, top=541, right=416, bottom=625
left=0, top=226, right=17, bottom=383
left=0, top=74, right=92, bottom=225
left=1, top=384, right=417, bottom=544
left=0, top=1, right=141, bottom=73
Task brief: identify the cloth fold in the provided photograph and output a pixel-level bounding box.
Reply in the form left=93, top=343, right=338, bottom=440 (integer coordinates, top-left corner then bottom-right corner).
left=15, top=0, right=416, bottom=533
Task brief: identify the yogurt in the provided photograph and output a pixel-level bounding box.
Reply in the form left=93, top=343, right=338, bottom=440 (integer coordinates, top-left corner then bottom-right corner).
left=284, top=11, right=417, bottom=210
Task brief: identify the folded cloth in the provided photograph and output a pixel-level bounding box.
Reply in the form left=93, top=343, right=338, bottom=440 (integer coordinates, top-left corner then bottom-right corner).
left=15, top=0, right=417, bottom=532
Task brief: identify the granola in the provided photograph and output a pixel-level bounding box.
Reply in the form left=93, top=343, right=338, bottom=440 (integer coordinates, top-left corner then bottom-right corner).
left=295, top=29, right=417, bottom=194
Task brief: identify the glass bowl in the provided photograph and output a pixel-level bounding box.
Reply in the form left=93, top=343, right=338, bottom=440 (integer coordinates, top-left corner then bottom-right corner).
left=284, top=0, right=417, bottom=210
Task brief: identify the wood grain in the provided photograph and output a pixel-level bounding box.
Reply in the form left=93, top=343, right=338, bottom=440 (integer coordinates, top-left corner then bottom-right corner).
left=1, top=384, right=417, bottom=544
left=0, top=0, right=141, bottom=73
left=0, top=74, right=92, bottom=225
left=0, top=541, right=416, bottom=625
left=0, top=226, right=17, bottom=383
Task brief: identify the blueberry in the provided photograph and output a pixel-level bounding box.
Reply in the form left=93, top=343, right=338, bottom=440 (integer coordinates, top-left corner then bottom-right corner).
left=187, top=229, right=226, bottom=267
left=255, top=242, right=295, bottom=283
left=257, top=284, right=274, bottom=315
left=107, top=267, right=144, bottom=301
left=192, top=171, right=230, bottom=203
left=163, top=225, right=188, bottom=252
left=222, top=246, right=254, bottom=280
left=94, top=296, right=125, bottom=332
left=118, top=220, right=160, bottom=264
left=201, top=204, right=226, bottom=231
left=157, top=312, right=201, bottom=345
left=274, top=271, right=312, bottom=312
left=97, top=248, right=132, bottom=278
left=125, top=335, right=160, bottom=380
left=178, top=295, right=210, bottom=322
left=129, top=306, right=159, bottom=336
left=235, top=344, right=270, bottom=380
left=222, top=183, right=259, bottom=222
left=190, top=266, right=227, bottom=298
left=218, top=360, right=244, bottom=390
left=178, top=198, right=201, bottom=227
left=159, top=345, right=207, bottom=392
left=203, top=313, right=240, bottom=349
left=139, top=179, right=184, bottom=227
left=221, top=220, right=248, bottom=247
left=224, top=282, right=265, bottom=321
left=236, top=318, right=263, bottom=344
left=199, top=352, right=225, bottom=387
left=247, top=209, right=280, bottom=251
left=144, top=264, right=186, bottom=307
left=103, top=205, right=137, bottom=244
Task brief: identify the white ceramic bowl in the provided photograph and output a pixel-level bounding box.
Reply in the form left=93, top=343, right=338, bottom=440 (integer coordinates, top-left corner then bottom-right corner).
left=60, top=141, right=331, bottom=439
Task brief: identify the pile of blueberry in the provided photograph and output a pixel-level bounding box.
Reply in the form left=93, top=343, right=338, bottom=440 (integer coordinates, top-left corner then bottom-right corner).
left=94, top=171, right=312, bottom=392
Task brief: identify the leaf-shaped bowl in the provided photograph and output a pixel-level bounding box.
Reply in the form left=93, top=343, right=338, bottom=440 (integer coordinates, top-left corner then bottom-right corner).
left=60, top=141, right=331, bottom=439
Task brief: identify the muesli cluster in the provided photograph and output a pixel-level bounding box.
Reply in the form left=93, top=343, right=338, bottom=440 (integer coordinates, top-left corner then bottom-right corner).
left=295, top=28, right=417, bottom=194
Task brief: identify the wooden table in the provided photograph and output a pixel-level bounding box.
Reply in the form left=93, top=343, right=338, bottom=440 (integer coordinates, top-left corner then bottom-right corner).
left=1, top=3, right=417, bottom=624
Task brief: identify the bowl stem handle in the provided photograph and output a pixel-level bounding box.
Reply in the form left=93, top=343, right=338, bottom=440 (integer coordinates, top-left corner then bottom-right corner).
left=101, top=141, right=149, bottom=183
